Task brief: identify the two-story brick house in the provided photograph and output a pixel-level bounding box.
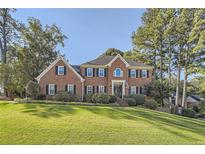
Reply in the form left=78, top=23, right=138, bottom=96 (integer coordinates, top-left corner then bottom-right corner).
left=36, top=53, right=153, bottom=101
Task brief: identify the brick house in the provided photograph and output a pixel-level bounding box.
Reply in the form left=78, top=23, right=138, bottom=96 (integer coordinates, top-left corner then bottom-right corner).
left=36, top=53, right=153, bottom=101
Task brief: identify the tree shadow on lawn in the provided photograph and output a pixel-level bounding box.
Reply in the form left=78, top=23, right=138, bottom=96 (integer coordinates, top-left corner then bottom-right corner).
left=82, top=106, right=205, bottom=142
left=22, top=104, right=77, bottom=118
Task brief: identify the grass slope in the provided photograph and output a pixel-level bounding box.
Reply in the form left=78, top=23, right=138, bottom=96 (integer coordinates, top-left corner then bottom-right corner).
left=0, top=101, right=205, bottom=144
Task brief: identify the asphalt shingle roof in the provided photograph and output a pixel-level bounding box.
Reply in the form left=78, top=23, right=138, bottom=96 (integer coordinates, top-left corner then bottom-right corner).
left=81, top=55, right=151, bottom=67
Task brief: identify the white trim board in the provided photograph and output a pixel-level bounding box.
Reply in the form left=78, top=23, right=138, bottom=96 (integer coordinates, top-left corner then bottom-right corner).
left=36, top=56, right=85, bottom=83
left=111, top=80, right=126, bottom=98
left=107, top=54, right=130, bottom=67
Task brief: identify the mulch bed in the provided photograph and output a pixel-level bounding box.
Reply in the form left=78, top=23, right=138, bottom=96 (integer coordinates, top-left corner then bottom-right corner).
left=0, top=96, right=13, bottom=101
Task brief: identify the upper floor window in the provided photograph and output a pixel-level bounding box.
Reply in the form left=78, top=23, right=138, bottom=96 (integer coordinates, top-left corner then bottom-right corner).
left=58, top=66, right=65, bottom=75
left=49, top=84, right=55, bottom=95
left=87, top=68, right=93, bottom=77
left=130, top=69, right=136, bottom=78
left=142, top=70, right=148, bottom=78
left=114, top=68, right=123, bottom=77
left=67, top=84, right=74, bottom=94
left=87, top=85, right=93, bottom=94
left=99, top=68, right=104, bottom=77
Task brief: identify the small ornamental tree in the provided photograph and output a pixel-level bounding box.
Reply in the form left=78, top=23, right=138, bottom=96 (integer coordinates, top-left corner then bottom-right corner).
left=26, top=80, right=40, bottom=99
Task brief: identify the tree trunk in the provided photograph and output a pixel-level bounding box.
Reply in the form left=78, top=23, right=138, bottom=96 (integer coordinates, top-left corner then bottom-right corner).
left=153, top=49, right=157, bottom=80
left=175, top=52, right=181, bottom=106
left=182, top=51, right=188, bottom=108
left=168, top=45, right=172, bottom=87
left=160, top=44, right=164, bottom=106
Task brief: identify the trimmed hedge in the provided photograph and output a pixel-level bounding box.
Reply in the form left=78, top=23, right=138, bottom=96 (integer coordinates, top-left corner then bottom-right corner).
left=125, top=94, right=145, bottom=105
left=144, top=100, right=158, bottom=110
left=125, top=98, right=136, bottom=106
left=84, top=94, right=117, bottom=104
left=54, top=91, right=79, bottom=102
left=181, top=108, right=197, bottom=118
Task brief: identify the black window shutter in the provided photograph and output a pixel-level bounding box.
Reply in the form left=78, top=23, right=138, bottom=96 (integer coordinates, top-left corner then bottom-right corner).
left=104, top=68, right=107, bottom=77
left=136, top=87, right=138, bottom=94
left=85, top=68, right=87, bottom=77
left=55, top=85, right=57, bottom=94
left=93, top=86, right=95, bottom=94
left=136, top=70, right=138, bottom=78
left=129, top=86, right=131, bottom=95
left=74, top=85, right=76, bottom=94
left=93, top=68, right=95, bottom=77
left=65, top=85, right=68, bottom=91
left=140, top=70, right=142, bottom=78
left=128, top=69, right=131, bottom=77
left=84, top=86, right=87, bottom=95
left=96, top=86, right=99, bottom=93
left=55, top=66, right=58, bottom=75
left=64, top=66, right=66, bottom=75
left=147, top=70, right=149, bottom=78
left=96, top=68, right=99, bottom=77
left=104, top=86, right=107, bottom=93
left=46, top=85, right=48, bottom=95
left=140, top=87, right=142, bottom=94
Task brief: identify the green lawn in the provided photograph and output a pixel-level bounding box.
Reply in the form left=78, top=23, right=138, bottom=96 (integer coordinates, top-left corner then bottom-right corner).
left=1, top=101, right=205, bottom=144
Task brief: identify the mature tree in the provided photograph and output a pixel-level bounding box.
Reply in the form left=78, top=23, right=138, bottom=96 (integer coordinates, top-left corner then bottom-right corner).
left=1, top=17, right=67, bottom=97
left=132, top=9, right=176, bottom=105
left=14, top=17, right=67, bottom=81
left=0, top=9, right=17, bottom=64
left=99, top=48, right=124, bottom=57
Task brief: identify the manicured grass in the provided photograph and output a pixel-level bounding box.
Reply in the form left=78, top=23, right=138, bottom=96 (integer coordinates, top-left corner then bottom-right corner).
left=0, top=101, right=205, bottom=144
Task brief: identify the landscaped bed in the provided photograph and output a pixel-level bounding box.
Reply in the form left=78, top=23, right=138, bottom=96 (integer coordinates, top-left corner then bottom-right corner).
left=1, top=100, right=205, bottom=144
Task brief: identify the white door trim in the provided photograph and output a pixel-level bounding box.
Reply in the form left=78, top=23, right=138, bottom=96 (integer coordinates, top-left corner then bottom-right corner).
left=111, top=80, right=125, bottom=98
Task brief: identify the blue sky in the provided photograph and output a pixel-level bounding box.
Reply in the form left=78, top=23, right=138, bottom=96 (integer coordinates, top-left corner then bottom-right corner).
left=13, top=9, right=145, bottom=65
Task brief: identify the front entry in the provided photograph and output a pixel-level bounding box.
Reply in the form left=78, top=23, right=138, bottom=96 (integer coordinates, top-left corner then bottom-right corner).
left=112, top=80, right=125, bottom=98
left=114, top=83, right=123, bottom=98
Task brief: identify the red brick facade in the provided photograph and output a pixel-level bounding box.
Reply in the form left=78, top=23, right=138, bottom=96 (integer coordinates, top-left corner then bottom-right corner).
left=37, top=55, right=153, bottom=100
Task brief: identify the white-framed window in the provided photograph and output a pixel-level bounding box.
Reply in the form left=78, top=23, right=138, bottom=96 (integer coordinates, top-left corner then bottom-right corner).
left=68, top=84, right=74, bottom=94
left=142, top=70, right=147, bottom=78
left=131, top=86, right=136, bottom=94
left=99, top=68, right=104, bottom=77
left=87, top=85, right=93, bottom=94
left=99, top=85, right=104, bottom=93
left=58, top=66, right=65, bottom=75
left=131, top=69, right=136, bottom=78
left=49, top=84, right=55, bottom=95
left=87, top=68, right=93, bottom=77
left=114, top=68, right=123, bottom=77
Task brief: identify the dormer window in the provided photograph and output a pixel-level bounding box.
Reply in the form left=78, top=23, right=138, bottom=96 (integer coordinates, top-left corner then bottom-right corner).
left=87, top=68, right=93, bottom=77
left=114, top=68, right=123, bottom=77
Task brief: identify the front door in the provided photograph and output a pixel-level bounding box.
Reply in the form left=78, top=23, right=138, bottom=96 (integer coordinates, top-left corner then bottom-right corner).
left=114, top=84, right=123, bottom=98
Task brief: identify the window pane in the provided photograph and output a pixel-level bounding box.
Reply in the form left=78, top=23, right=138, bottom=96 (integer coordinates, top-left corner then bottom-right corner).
left=68, top=84, right=74, bottom=94
left=87, top=68, right=93, bottom=77
left=131, top=86, right=136, bottom=94
left=114, top=68, right=122, bottom=77
left=142, top=70, right=147, bottom=78
left=49, top=84, right=55, bottom=95
left=87, top=86, right=93, bottom=94
left=99, top=68, right=104, bottom=77
left=99, top=86, right=104, bottom=93
left=131, top=69, right=136, bottom=78
left=58, top=66, right=64, bottom=75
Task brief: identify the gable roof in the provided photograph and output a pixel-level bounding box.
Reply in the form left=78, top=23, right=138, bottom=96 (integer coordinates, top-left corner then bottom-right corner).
left=36, top=56, right=84, bottom=82
left=81, top=54, right=152, bottom=68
